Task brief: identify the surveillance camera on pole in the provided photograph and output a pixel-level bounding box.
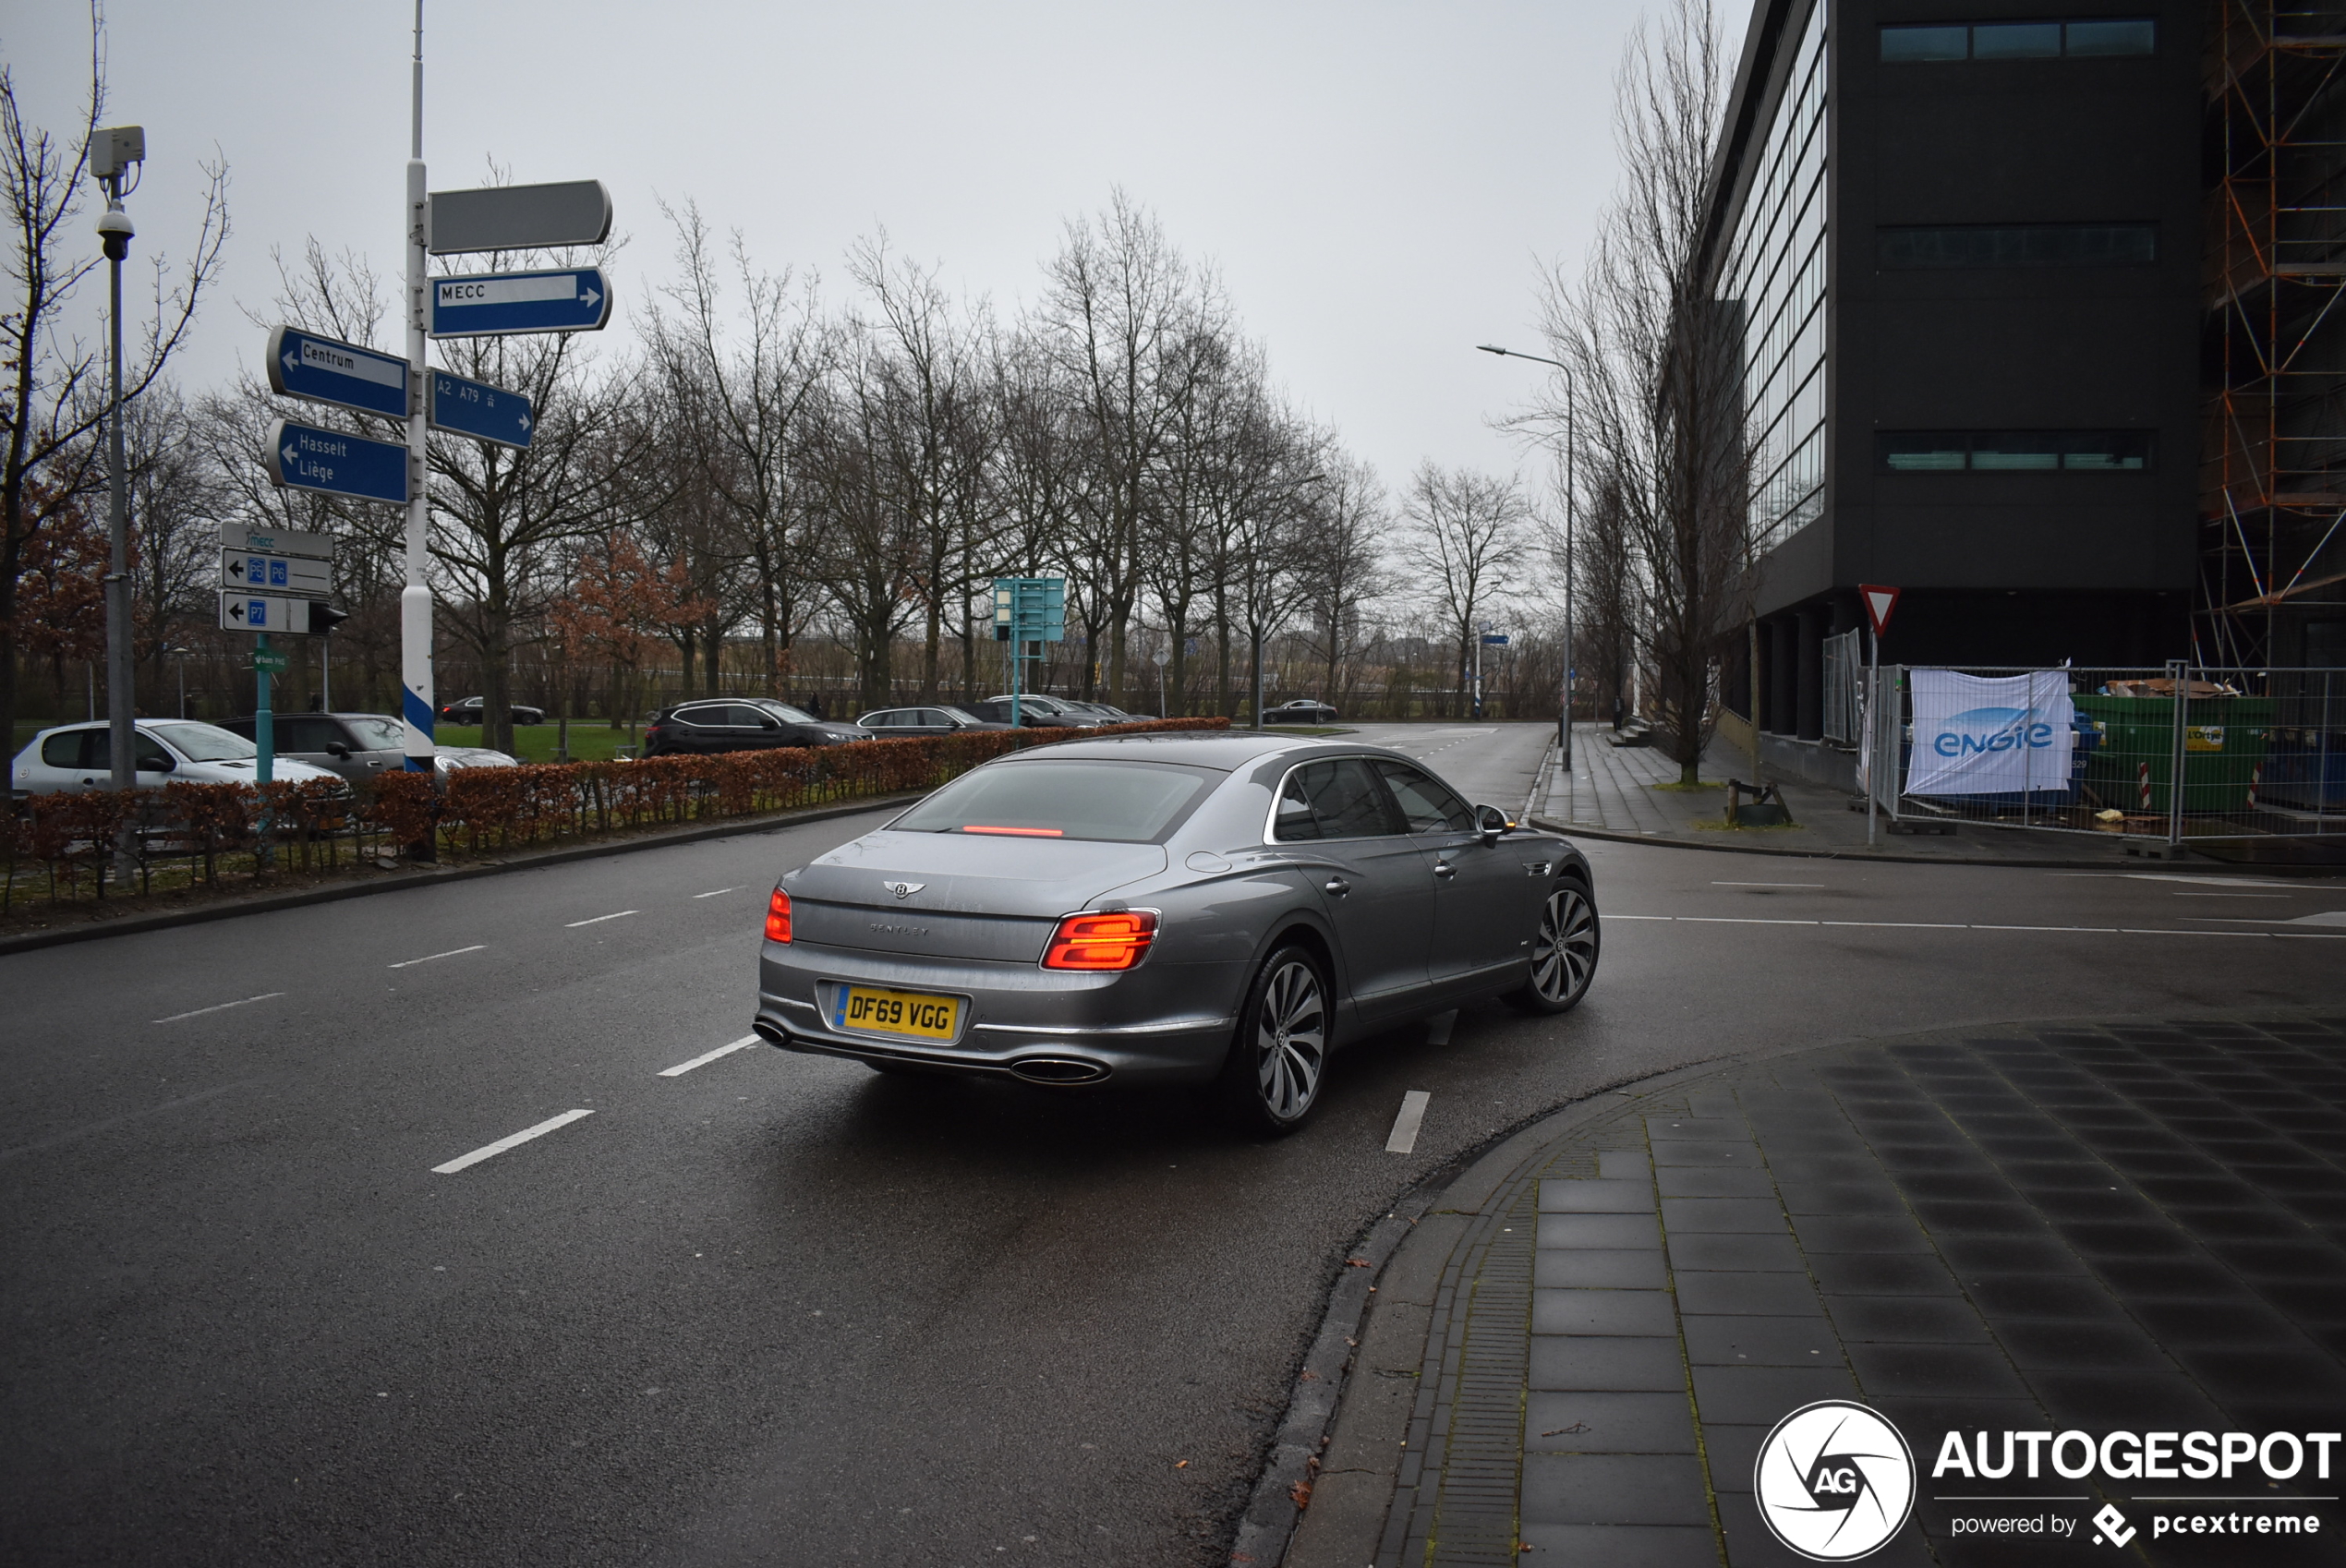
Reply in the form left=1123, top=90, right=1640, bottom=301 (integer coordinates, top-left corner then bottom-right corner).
left=94, top=124, right=145, bottom=887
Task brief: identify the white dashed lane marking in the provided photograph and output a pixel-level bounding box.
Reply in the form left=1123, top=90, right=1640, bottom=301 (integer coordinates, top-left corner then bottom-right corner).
left=388, top=945, right=487, bottom=969
left=431, top=1110, right=595, bottom=1175
left=153, top=993, right=285, bottom=1024
left=1386, top=1091, right=1432, bottom=1155
left=564, top=911, right=638, bottom=928
left=692, top=887, right=739, bottom=899
left=658, top=1037, right=760, bottom=1078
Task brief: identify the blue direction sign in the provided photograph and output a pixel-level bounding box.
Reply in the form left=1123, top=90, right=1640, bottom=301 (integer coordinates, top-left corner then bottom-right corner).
left=1480, top=633, right=1510, bottom=645
left=428, top=369, right=534, bottom=449
left=430, top=268, right=611, bottom=338
left=263, top=419, right=409, bottom=505
left=265, top=326, right=409, bottom=419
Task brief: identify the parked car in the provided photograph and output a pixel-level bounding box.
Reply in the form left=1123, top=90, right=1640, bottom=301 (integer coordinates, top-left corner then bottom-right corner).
left=439, top=696, right=544, bottom=727
left=962, top=698, right=1082, bottom=729
left=10, top=719, right=342, bottom=797
left=1263, top=698, right=1339, bottom=724
left=642, top=699, right=870, bottom=757
left=218, top=712, right=516, bottom=782
left=750, top=731, right=1599, bottom=1132
left=855, top=706, right=1013, bottom=738
left=1061, top=700, right=1143, bottom=721
left=981, top=694, right=1118, bottom=727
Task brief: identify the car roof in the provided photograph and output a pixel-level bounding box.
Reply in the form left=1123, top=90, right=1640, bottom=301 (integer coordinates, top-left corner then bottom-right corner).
left=995, top=730, right=1350, bottom=771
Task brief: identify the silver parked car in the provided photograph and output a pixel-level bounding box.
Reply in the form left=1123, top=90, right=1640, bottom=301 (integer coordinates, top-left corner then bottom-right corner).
left=751, top=731, right=1599, bottom=1132
left=9, top=718, right=342, bottom=796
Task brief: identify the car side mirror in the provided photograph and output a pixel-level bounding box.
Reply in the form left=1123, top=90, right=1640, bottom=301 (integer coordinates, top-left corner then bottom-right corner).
left=147, top=754, right=176, bottom=774
left=1475, top=804, right=1512, bottom=846
left=326, top=742, right=352, bottom=758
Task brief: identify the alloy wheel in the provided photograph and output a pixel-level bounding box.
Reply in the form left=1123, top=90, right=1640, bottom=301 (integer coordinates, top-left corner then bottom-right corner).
left=1252, top=957, right=1327, bottom=1122
left=1530, top=887, right=1598, bottom=1006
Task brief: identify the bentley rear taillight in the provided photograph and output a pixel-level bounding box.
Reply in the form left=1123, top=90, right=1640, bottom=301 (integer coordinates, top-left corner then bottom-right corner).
left=765, top=887, right=792, bottom=943
left=1041, top=909, right=1157, bottom=971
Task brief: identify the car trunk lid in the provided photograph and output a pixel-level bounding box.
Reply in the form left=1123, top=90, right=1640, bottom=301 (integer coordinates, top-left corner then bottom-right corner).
left=786, top=830, right=1166, bottom=963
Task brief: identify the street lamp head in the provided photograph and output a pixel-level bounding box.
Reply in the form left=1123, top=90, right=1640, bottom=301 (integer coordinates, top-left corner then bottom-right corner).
left=1476, top=344, right=1510, bottom=356
left=96, top=202, right=133, bottom=261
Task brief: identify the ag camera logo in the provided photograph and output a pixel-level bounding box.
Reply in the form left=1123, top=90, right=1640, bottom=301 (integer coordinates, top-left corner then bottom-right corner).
left=1755, top=1400, right=1917, bottom=1561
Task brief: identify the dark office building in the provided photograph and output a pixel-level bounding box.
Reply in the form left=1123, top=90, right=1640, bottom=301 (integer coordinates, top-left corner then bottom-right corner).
left=1708, top=0, right=2346, bottom=785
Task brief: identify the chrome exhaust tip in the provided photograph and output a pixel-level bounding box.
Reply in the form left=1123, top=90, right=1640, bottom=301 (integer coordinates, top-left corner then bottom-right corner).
left=1008, top=1056, right=1111, bottom=1086
left=752, top=1020, right=790, bottom=1047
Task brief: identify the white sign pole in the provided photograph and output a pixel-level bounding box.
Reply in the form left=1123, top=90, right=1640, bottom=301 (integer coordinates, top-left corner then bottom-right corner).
left=1866, top=626, right=1879, bottom=848
left=399, top=1, right=436, bottom=796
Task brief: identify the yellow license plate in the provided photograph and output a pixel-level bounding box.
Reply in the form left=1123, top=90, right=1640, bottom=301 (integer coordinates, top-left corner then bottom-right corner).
left=832, top=985, right=960, bottom=1041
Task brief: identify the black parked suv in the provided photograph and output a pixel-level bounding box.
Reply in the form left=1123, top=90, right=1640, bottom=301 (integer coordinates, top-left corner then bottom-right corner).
left=642, top=699, right=869, bottom=756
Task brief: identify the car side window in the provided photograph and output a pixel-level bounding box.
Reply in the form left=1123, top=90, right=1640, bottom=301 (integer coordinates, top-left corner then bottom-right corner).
left=1273, top=769, right=1323, bottom=841
left=1276, top=759, right=1400, bottom=840
left=918, top=709, right=949, bottom=727
left=1374, top=760, right=1476, bottom=834
left=865, top=710, right=901, bottom=727
left=678, top=706, right=726, bottom=728
left=732, top=705, right=780, bottom=728
left=278, top=716, right=334, bottom=752
left=134, top=732, right=175, bottom=771
left=42, top=730, right=96, bottom=768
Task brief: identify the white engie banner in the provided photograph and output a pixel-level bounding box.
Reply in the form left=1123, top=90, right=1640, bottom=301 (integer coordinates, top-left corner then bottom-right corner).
left=1905, top=669, right=2075, bottom=796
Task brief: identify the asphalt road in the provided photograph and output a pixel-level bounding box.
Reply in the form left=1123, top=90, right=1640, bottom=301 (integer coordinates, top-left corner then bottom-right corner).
left=6, top=721, right=2345, bottom=1567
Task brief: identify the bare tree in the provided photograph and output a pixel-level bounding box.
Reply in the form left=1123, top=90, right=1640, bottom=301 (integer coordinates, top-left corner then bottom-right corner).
left=1, top=18, right=227, bottom=761
left=1296, top=452, right=1394, bottom=708
left=650, top=199, right=830, bottom=696
left=1399, top=464, right=1530, bottom=718
left=1520, top=0, right=1745, bottom=783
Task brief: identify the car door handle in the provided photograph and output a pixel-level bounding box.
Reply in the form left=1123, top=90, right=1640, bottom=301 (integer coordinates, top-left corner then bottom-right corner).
left=1324, top=877, right=1351, bottom=897
left=1433, top=862, right=1457, bottom=879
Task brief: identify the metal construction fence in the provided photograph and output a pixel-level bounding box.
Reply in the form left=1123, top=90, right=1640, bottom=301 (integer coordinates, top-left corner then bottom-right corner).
left=1821, top=628, right=1862, bottom=746
left=1860, top=662, right=2346, bottom=846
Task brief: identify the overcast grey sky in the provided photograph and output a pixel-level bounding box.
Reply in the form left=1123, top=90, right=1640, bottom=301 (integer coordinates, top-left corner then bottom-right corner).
left=14, top=1, right=1637, bottom=491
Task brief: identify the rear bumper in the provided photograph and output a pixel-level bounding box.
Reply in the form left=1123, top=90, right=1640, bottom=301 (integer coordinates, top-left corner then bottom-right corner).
left=755, top=939, right=1240, bottom=1087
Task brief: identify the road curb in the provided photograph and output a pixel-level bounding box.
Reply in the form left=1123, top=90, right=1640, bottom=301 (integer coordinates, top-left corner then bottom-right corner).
left=0, top=792, right=921, bottom=958
left=1526, top=813, right=2239, bottom=872
left=1233, top=1052, right=1759, bottom=1568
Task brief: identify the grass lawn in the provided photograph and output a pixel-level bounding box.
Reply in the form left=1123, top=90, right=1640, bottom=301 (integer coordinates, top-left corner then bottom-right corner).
left=441, top=723, right=642, bottom=764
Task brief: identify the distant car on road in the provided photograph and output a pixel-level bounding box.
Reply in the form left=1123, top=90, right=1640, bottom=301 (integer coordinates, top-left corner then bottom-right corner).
left=643, top=699, right=870, bottom=756
left=855, top=706, right=1013, bottom=738
left=439, top=696, right=544, bottom=727
left=218, top=712, right=516, bottom=781
left=962, top=698, right=1082, bottom=729
left=10, top=719, right=341, bottom=796
left=1263, top=699, right=1338, bottom=724
left=752, top=731, right=1599, bottom=1133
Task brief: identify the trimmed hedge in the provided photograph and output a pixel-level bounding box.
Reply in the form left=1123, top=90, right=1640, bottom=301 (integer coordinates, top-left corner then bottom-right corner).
left=2, top=718, right=1230, bottom=911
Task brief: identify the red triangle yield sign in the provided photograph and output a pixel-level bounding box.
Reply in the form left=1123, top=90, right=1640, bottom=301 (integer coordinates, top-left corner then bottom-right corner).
left=1859, top=583, right=1901, bottom=637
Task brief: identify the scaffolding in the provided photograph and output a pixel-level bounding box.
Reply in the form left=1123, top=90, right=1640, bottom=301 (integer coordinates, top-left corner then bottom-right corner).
left=2204, top=0, right=2346, bottom=666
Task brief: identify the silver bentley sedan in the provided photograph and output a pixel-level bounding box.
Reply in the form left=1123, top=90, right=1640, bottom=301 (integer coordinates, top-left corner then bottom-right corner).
left=750, top=731, right=1600, bottom=1133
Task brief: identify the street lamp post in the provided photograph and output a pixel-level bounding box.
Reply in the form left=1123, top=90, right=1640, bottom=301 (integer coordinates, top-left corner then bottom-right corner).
left=1477, top=345, right=1574, bottom=768
left=94, top=126, right=144, bottom=887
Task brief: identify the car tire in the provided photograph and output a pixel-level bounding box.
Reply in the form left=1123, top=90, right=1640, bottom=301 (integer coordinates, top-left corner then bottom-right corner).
left=1217, top=944, right=1332, bottom=1135
left=1506, top=880, right=1600, bottom=1015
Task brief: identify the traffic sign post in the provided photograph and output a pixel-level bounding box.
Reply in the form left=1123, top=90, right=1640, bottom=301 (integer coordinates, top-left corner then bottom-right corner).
left=264, top=418, right=410, bottom=505
left=223, top=524, right=335, bottom=561
left=429, top=268, right=610, bottom=338
left=266, top=326, right=410, bottom=420
left=1857, top=585, right=1900, bottom=849
left=428, top=179, right=611, bottom=255
left=224, top=549, right=332, bottom=597
left=427, top=369, right=533, bottom=448
left=992, top=577, right=1066, bottom=728
left=220, top=591, right=330, bottom=634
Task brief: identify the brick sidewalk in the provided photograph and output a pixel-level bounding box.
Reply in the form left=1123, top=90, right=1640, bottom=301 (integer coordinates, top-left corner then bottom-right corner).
left=1288, top=1013, right=2346, bottom=1567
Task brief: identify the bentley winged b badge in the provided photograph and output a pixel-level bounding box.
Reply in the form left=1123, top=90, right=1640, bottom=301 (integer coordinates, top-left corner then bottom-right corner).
left=882, top=880, right=925, bottom=899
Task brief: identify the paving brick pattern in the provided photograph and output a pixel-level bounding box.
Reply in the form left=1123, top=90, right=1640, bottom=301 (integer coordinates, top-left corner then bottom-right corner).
left=1380, top=1015, right=2346, bottom=1566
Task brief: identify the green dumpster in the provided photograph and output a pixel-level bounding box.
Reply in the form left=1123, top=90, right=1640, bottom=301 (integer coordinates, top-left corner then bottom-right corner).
left=2075, top=694, right=2273, bottom=814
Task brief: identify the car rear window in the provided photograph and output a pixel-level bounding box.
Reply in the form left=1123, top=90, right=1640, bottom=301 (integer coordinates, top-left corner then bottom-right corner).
left=891, top=760, right=1216, bottom=843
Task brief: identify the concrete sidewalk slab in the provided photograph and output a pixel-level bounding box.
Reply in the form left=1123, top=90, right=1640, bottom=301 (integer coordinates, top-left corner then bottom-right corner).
left=1279, top=1012, right=2346, bottom=1566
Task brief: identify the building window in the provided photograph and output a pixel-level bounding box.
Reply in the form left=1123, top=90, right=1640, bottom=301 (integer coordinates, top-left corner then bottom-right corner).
left=1880, top=18, right=2155, bottom=61
left=1877, top=430, right=2155, bottom=471
left=1877, top=223, right=2157, bottom=268
left=1720, top=0, right=1829, bottom=553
